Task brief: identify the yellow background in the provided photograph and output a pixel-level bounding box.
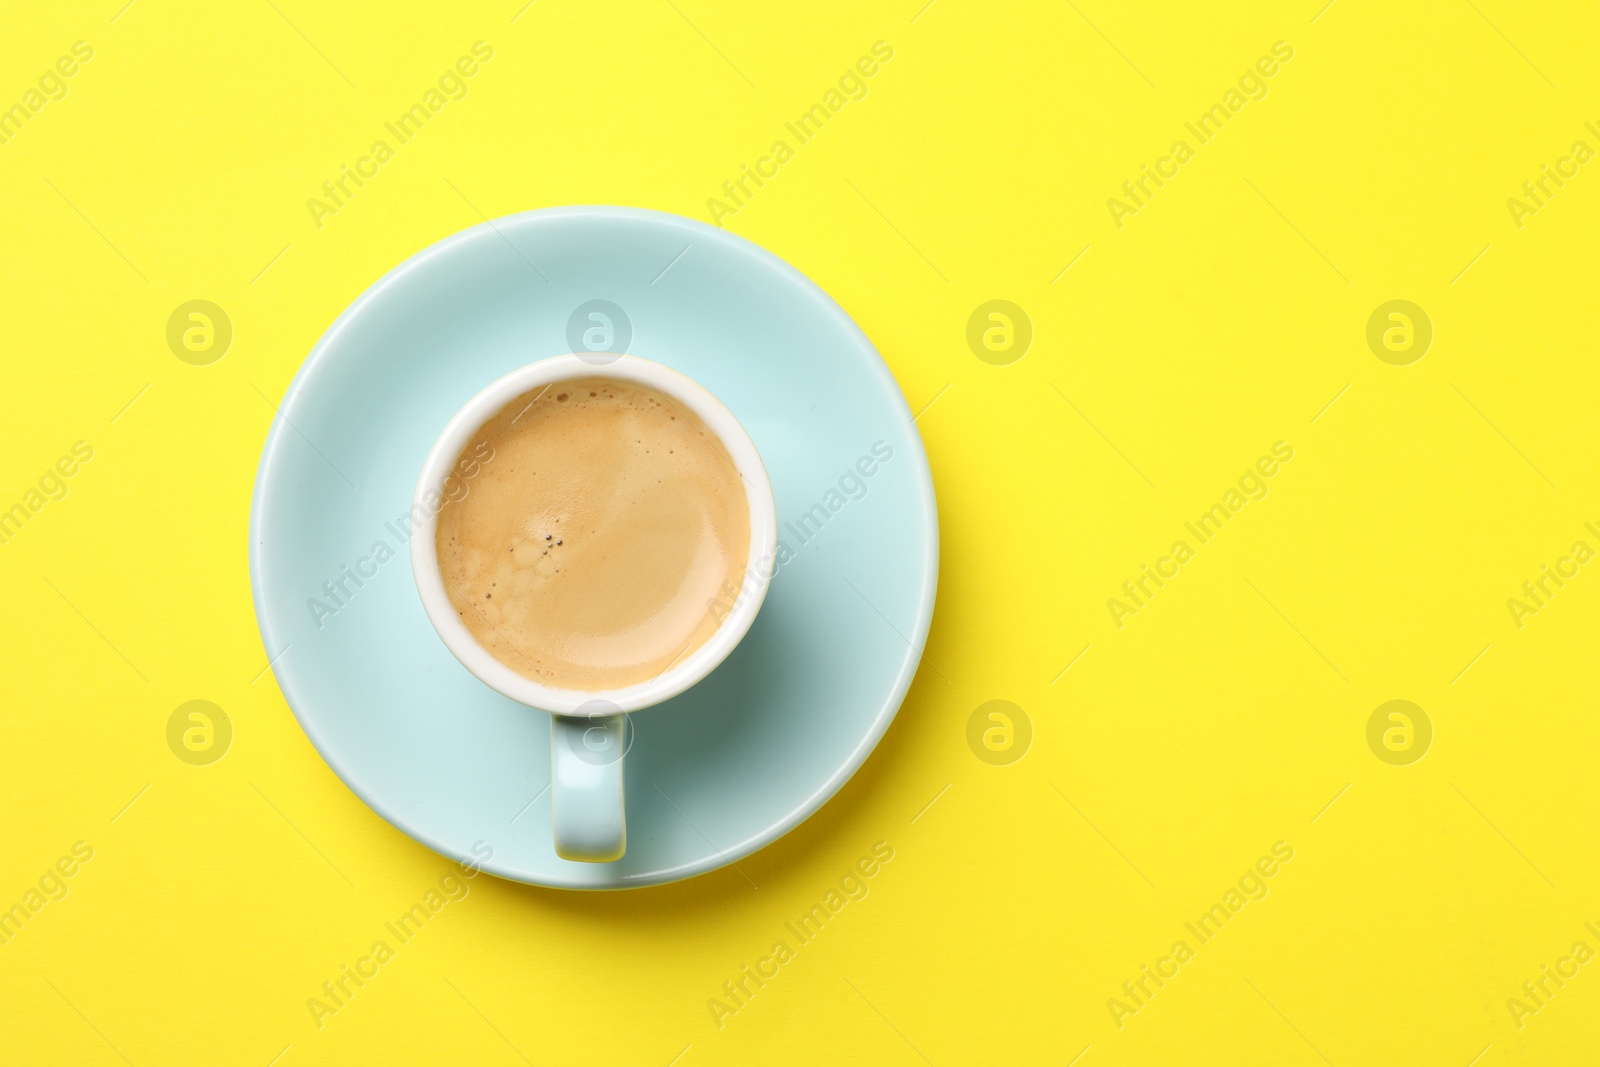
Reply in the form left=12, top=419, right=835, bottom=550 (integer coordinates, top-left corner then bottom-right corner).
left=2, top=0, right=1597, bottom=1063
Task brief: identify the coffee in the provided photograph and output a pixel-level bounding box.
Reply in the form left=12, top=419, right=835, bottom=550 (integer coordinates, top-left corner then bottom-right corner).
left=434, top=377, right=751, bottom=691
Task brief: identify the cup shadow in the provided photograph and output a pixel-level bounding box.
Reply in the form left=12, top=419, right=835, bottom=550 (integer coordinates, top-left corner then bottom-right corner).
left=474, top=659, right=937, bottom=928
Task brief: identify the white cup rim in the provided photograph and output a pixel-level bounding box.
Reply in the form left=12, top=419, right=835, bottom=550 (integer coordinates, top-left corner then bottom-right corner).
left=410, top=354, right=778, bottom=715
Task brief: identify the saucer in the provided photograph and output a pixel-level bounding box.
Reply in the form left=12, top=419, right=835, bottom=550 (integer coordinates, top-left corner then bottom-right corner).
left=249, top=206, right=938, bottom=889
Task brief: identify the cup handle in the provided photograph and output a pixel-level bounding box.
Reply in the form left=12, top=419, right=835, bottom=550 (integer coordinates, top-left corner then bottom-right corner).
left=550, top=713, right=627, bottom=862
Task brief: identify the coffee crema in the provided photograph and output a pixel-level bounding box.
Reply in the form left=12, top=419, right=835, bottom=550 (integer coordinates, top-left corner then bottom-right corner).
left=434, top=377, right=750, bottom=691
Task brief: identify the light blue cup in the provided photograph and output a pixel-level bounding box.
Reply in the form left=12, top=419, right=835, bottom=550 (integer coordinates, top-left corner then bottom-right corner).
left=409, top=353, right=778, bottom=863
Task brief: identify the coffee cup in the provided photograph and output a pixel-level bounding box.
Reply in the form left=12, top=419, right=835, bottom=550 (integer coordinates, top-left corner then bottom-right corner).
left=411, top=354, right=777, bottom=862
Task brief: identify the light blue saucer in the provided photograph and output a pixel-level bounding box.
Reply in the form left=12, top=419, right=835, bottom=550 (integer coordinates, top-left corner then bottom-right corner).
left=249, top=206, right=938, bottom=889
